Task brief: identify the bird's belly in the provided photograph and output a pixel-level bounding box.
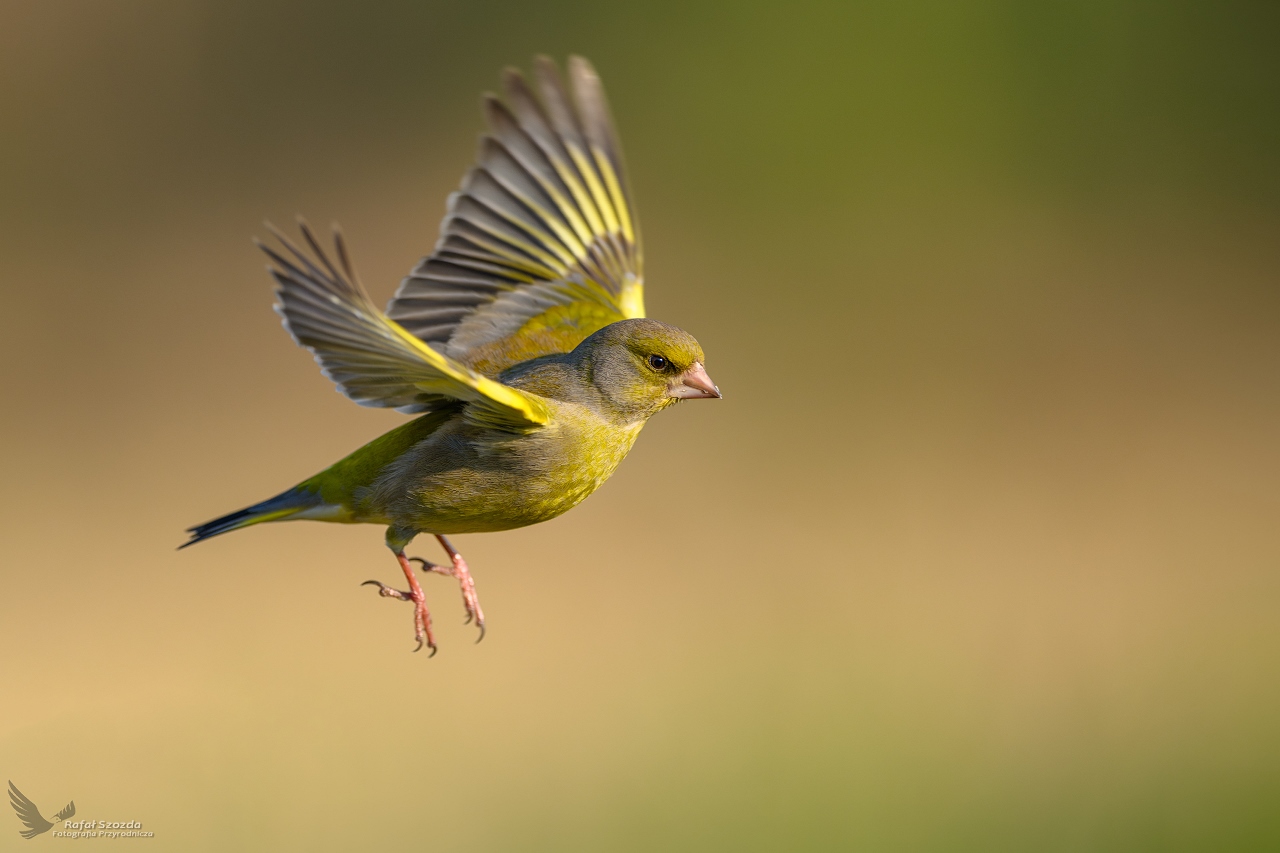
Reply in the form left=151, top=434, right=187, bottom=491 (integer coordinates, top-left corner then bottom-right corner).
left=398, top=419, right=643, bottom=534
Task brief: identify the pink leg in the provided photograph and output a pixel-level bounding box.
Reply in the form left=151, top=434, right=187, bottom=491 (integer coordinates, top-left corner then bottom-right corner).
left=362, top=551, right=437, bottom=655
left=409, top=535, right=486, bottom=642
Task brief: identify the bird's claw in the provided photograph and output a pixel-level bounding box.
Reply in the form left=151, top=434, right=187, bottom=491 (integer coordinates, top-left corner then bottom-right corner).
left=363, top=576, right=436, bottom=654
left=362, top=579, right=411, bottom=600
left=409, top=552, right=486, bottom=642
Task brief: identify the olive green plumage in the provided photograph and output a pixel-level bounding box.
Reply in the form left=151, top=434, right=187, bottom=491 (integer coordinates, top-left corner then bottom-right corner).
left=309, top=318, right=705, bottom=535
left=183, top=57, right=719, bottom=646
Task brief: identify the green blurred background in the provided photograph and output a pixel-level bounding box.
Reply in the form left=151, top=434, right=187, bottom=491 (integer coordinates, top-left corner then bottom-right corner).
left=2, top=1, right=1278, bottom=850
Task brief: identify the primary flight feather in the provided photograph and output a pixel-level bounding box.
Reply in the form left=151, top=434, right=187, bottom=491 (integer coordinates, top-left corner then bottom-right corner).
left=184, top=56, right=720, bottom=653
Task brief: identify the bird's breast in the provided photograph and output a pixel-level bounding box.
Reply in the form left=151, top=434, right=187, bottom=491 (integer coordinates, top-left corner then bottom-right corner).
left=395, top=405, right=645, bottom=534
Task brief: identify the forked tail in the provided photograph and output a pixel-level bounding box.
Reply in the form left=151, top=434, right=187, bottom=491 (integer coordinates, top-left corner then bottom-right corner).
left=181, top=488, right=323, bottom=549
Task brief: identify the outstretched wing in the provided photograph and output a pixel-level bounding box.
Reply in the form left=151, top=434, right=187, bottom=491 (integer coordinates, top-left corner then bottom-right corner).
left=53, top=801, right=75, bottom=822
left=263, top=221, right=549, bottom=432
left=8, top=781, right=52, bottom=838
left=387, top=55, right=644, bottom=376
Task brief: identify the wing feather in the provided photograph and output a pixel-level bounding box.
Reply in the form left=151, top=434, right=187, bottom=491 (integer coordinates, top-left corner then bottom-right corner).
left=265, top=221, right=549, bottom=431
left=387, top=56, right=644, bottom=376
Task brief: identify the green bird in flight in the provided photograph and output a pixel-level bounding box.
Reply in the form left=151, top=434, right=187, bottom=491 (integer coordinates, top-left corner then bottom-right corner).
left=183, top=56, right=721, bottom=653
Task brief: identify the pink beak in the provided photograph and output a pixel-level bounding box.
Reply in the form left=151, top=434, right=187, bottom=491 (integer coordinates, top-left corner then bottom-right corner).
left=669, top=362, right=722, bottom=399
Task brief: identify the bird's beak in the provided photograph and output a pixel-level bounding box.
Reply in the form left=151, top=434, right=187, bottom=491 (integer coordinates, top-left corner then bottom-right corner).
left=669, top=362, right=722, bottom=399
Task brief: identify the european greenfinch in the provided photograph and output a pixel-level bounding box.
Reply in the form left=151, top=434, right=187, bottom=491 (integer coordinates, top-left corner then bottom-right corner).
left=183, top=56, right=720, bottom=653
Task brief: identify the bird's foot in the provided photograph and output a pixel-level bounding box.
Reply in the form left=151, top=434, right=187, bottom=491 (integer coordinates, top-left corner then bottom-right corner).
left=362, top=551, right=437, bottom=654
left=410, top=535, right=485, bottom=642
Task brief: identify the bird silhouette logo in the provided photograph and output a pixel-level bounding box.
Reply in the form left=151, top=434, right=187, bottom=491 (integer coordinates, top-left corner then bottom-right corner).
left=8, top=781, right=74, bottom=840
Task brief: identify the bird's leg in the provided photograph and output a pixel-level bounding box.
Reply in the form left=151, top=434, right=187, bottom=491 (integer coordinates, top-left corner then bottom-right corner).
left=409, top=535, right=485, bottom=642
left=362, top=550, right=436, bottom=655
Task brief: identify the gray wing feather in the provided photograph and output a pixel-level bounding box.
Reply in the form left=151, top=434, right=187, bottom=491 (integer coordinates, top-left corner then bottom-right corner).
left=263, top=221, right=449, bottom=413
left=386, top=55, right=643, bottom=368
left=263, top=220, right=550, bottom=430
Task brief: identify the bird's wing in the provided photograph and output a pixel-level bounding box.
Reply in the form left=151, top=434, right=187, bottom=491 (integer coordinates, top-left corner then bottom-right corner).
left=8, top=781, right=52, bottom=838
left=386, top=55, right=644, bottom=376
left=54, top=801, right=75, bottom=822
left=263, top=222, right=550, bottom=432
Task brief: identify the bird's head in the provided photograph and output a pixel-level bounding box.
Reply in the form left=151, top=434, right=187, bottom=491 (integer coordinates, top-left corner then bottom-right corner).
left=576, top=318, right=721, bottom=423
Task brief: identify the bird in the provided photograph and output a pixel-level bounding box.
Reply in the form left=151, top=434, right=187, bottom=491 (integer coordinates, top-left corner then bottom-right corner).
left=182, top=56, right=721, bottom=654
left=8, top=781, right=74, bottom=839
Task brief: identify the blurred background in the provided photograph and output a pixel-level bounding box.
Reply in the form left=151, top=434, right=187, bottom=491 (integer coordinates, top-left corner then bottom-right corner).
left=1, top=1, right=1278, bottom=850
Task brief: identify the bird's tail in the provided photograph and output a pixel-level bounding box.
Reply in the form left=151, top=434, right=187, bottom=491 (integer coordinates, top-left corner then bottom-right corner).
left=180, top=487, right=326, bottom=549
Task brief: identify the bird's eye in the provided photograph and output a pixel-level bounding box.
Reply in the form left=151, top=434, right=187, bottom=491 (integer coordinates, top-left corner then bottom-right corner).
left=647, top=354, right=668, bottom=371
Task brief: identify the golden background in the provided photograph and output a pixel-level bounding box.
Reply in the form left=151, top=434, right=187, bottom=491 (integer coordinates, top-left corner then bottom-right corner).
left=2, top=1, right=1278, bottom=849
